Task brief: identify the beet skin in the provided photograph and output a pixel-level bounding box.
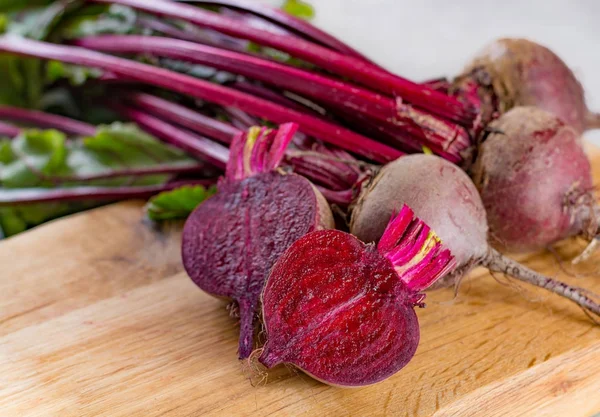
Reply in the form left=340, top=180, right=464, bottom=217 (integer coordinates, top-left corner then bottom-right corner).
left=182, top=124, right=333, bottom=359
left=472, top=107, right=595, bottom=252
left=349, top=153, right=600, bottom=319
left=351, top=154, right=488, bottom=284
left=461, top=38, right=599, bottom=134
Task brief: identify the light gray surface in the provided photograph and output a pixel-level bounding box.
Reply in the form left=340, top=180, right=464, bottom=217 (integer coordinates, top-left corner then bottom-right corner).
left=272, top=0, right=600, bottom=144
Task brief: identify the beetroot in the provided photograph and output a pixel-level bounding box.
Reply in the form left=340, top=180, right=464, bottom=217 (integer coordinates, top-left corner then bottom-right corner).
left=472, top=107, right=597, bottom=253
left=182, top=123, right=334, bottom=359
left=350, top=153, right=600, bottom=316
left=460, top=38, right=599, bottom=134
left=259, top=205, right=455, bottom=387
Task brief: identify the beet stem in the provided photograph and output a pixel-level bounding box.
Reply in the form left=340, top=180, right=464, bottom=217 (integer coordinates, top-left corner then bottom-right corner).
left=0, top=105, right=97, bottom=136
left=53, top=163, right=206, bottom=182
left=0, top=180, right=215, bottom=205
left=128, top=92, right=238, bottom=145
left=115, top=104, right=230, bottom=169
left=126, top=94, right=360, bottom=199
left=75, top=35, right=471, bottom=158
left=91, top=0, right=474, bottom=125
left=0, top=121, right=20, bottom=138
left=0, top=35, right=400, bottom=163
left=483, top=248, right=600, bottom=318
left=175, top=0, right=377, bottom=64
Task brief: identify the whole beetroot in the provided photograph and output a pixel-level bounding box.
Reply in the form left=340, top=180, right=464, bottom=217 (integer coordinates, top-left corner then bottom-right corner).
left=472, top=106, right=597, bottom=253
left=259, top=205, right=455, bottom=387
left=350, top=153, right=600, bottom=317
left=182, top=123, right=334, bottom=359
left=459, top=38, right=600, bottom=134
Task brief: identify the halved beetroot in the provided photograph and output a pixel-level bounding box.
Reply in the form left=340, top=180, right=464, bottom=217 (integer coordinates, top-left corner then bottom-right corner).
left=182, top=123, right=333, bottom=359
left=259, top=205, right=455, bottom=386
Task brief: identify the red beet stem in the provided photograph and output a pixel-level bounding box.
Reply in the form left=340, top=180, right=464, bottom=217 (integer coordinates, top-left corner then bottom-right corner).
left=0, top=121, right=20, bottom=138
left=136, top=17, right=248, bottom=53
left=377, top=205, right=456, bottom=292
left=176, top=0, right=376, bottom=64
left=114, top=104, right=229, bottom=169
left=230, top=81, right=321, bottom=116
left=0, top=180, right=214, bottom=205
left=126, top=93, right=361, bottom=199
left=53, top=163, right=206, bottom=182
left=482, top=248, right=600, bottom=317
left=315, top=187, right=354, bottom=206
left=91, top=0, right=474, bottom=126
left=0, top=36, right=400, bottom=163
left=286, top=150, right=359, bottom=191
left=0, top=105, right=97, bottom=136
left=72, top=38, right=420, bottom=124
left=128, top=93, right=238, bottom=145
left=74, top=35, right=470, bottom=158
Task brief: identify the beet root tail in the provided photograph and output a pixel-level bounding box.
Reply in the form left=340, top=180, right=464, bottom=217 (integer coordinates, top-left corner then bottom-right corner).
left=586, top=112, right=600, bottom=130
left=237, top=298, right=257, bottom=359
left=572, top=237, right=600, bottom=265
left=482, top=248, right=600, bottom=319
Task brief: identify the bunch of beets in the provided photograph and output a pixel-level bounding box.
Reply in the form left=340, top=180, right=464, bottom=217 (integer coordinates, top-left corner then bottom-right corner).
left=1, top=0, right=600, bottom=387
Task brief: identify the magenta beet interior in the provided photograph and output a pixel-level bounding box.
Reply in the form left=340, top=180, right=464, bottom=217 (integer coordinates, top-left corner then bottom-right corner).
left=259, top=230, right=420, bottom=386
left=181, top=171, right=319, bottom=358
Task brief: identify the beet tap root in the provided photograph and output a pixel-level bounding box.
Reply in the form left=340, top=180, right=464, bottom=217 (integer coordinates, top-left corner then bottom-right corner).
left=259, top=205, right=456, bottom=387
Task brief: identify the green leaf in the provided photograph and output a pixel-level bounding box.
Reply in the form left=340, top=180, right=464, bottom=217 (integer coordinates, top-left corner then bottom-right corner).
left=0, top=54, right=43, bottom=108
left=145, top=184, right=216, bottom=221
left=6, top=0, right=76, bottom=40
left=0, top=207, right=27, bottom=236
left=1, top=129, right=69, bottom=187
left=281, top=0, right=314, bottom=20
left=56, top=4, right=137, bottom=39
left=0, top=0, right=52, bottom=14
left=0, top=123, right=196, bottom=235
left=46, top=60, right=102, bottom=85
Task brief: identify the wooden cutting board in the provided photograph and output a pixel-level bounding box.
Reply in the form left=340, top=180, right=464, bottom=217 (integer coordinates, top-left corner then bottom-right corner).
left=2, top=152, right=600, bottom=417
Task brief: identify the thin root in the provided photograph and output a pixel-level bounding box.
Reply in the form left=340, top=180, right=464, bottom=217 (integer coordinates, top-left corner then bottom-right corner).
left=242, top=347, right=269, bottom=387
left=483, top=248, right=600, bottom=321
left=572, top=238, right=600, bottom=265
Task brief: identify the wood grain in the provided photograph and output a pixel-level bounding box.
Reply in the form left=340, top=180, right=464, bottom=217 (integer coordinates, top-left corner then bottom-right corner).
left=1, top=153, right=600, bottom=416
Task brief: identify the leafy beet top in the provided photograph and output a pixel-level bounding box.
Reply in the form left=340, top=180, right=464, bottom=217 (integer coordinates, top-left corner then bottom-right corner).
left=259, top=205, right=455, bottom=387
left=182, top=123, right=333, bottom=358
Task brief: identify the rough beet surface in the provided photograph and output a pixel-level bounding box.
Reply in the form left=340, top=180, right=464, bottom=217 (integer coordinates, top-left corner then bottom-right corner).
left=351, top=154, right=488, bottom=282
left=182, top=124, right=333, bottom=359
left=461, top=38, right=599, bottom=134
left=259, top=206, right=454, bottom=387
left=349, top=153, right=600, bottom=318
left=472, top=107, right=595, bottom=252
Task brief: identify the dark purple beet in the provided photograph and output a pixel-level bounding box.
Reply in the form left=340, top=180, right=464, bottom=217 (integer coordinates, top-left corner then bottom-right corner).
left=460, top=38, right=600, bottom=134
left=181, top=123, right=333, bottom=358
left=350, top=154, right=600, bottom=317
left=472, top=106, right=596, bottom=253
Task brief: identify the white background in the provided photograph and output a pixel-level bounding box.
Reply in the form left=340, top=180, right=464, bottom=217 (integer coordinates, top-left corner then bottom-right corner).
left=269, top=0, right=600, bottom=144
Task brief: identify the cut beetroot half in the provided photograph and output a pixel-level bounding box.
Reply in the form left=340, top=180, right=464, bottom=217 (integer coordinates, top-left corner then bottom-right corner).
left=259, top=206, right=455, bottom=387
left=182, top=123, right=333, bottom=359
